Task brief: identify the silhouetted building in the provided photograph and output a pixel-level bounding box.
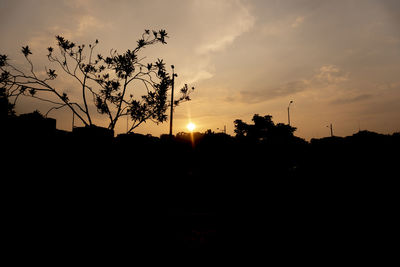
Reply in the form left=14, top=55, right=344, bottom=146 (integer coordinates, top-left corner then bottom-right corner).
left=73, top=126, right=114, bottom=139
left=17, top=112, right=56, bottom=134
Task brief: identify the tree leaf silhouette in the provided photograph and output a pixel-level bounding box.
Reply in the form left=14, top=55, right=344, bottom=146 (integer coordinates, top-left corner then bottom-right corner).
left=61, top=92, right=69, bottom=102
left=29, top=88, right=36, bottom=96
left=21, top=46, right=32, bottom=57
left=0, top=54, right=7, bottom=67
left=47, top=69, right=57, bottom=79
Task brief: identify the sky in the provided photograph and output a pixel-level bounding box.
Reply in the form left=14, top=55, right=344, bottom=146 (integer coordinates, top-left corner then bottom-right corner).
left=1, top=0, right=399, bottom=139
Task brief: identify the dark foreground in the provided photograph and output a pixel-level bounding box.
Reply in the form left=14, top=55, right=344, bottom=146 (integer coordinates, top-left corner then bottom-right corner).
left=2, top=127, right=398, bottom=262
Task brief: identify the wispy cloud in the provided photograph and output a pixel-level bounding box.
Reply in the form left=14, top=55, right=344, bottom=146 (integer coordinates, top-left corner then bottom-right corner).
left=261, top=14, right=306, bottom=37
left=312, top=65, right=349, bottom=85
left=291, top=16, right=305, bottom=28
left=227, top=80, right=307, bottom=104
left=180, top=68, right=214, bottom=86
left=195, top=0, right=255, bottom=55
left=76, top=15, right=101, bottom=36
left=179, top=0, right=255, bottom=85
left=228, top=64, right=349, bottom=104
left=330, top=94, right=373, bottom=105
left=27, top=14, right=103, bottom=51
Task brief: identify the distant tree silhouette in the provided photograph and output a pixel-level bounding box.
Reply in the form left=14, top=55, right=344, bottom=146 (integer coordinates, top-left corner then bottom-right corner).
left=0, top=30, right=194, bottom=132
left=234, top=114, right=296, bottom=143
left=0, top=87, right=15, bottom=120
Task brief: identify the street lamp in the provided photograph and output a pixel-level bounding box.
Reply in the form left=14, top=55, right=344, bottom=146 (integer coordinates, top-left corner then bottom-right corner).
left=327, top=123, right=333, bottom=137
left=287, top=100, right=293, bottom=126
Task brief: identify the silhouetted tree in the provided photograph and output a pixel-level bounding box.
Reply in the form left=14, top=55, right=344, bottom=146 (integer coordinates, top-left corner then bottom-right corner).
left=0, top=30, right=194, bottom=132
left=0, top=87, right=15, bottom=120
left=234, top=114, right=296, bottom=142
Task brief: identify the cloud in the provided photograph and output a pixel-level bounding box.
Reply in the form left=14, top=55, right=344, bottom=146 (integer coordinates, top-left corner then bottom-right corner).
left=291, top=16, right=305, bottom=28
left=181, top=69, right=214, bottom=86
left=27, top=13, right=103, bottom=51
left=261, top=14, right=306, bottom=37
left=227, top=64, right=350, bottom=104
left=194, top=0, right=255, bottom=55
left=228, top=80, right=308, bottom=104
left=270, top=80, right=308, bottom=98
left=76, top=15, right=100, bottom=36
left=377, top=81, right=400, bottom=91
left=261, top=24, right=283, bottom=36
left=173, top=0, right=256, bottom=85
left=330, top=94, right=373, bottom=105
left=311, top=64, right=349, bottom=85
left=198, top=33, right=242, bottom=54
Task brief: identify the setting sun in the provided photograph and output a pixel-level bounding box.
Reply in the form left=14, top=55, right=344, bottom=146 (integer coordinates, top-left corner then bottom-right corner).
left=187, top=122, right=196, bottom=132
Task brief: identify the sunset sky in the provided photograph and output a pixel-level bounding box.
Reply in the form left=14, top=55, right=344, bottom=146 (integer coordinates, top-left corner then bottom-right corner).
left=1, top=0, right=399, bottom=139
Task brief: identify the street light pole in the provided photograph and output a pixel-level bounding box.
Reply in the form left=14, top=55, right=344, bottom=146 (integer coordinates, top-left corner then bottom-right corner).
left=287, top=100, right=293, bottom=126
left=327, top=123, right=333, bottom=137
left=126, top=114, right=129, bottom=134
left=169, top=65, right=177, bottom=137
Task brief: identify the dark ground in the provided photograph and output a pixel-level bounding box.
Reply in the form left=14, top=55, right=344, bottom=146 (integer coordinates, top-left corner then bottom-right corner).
left=2, top=125, right=398, bottom=261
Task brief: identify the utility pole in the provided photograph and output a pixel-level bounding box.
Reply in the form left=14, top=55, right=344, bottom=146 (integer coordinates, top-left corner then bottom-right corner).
left=72, top=111, right=75, bottom=130
left=169, top=65, right=177, bottom=137
left=217, top=125, right=227, bottom=134
left=287, top=100, right=293, bottom=126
